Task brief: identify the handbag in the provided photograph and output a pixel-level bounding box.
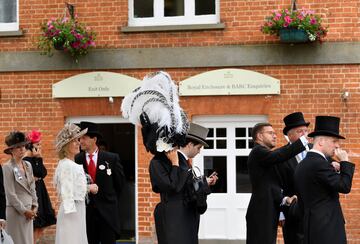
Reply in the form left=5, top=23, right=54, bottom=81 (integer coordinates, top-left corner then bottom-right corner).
left=0, top=229, right=14, bottom=244
left=189, top=166, right=211, bottom=214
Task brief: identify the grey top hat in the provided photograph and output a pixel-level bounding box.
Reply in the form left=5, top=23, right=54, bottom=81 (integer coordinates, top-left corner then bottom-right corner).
left=308, top=116, right=345, bottom=139
left=186, top=123, right=209, bottom=147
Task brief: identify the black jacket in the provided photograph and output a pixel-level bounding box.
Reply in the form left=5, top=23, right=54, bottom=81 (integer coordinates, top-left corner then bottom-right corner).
left=75, top=150, right=124, bottom=234
left=246, top=139, right=305, bottom=244
left=149, top=152, right=210, bottom=244
left=294, top=151, right=355, bottom=244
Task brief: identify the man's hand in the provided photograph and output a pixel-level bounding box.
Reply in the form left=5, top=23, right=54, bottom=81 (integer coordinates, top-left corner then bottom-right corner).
left=335, top=148, right=349, bottom=162
left=206, top=172, right=218, bottom=186
left=285, top=195, right=297, bottom=206
left=331, top=161, right=340, bottom=172
left=89, top=184, right=99, bottom=194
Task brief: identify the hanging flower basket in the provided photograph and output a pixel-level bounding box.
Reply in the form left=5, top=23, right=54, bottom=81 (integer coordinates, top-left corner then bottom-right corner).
left=279, top=28, right=309, bottom=43
left=261, top=8, right=328, bottom=43
left=38, top=14, right=96, bottom=62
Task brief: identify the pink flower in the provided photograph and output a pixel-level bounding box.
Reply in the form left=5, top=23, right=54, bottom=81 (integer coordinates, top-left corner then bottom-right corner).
left=310, top=18, right=317, bottom=25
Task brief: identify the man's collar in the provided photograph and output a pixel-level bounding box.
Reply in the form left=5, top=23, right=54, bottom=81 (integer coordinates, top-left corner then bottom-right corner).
left=177, top=149, right=188, bottom=160
left=309, top=149, right=327, bottom=159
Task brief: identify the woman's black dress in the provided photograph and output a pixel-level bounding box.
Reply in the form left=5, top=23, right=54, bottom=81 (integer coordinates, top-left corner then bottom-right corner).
left=23, top=157, right=56, bottom=228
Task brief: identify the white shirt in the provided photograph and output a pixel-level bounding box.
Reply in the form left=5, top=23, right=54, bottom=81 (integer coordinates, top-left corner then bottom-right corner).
left=54, top=158, right=87, bottom=214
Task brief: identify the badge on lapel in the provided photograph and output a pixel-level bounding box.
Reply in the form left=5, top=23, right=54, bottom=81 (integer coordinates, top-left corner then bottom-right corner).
left=105, top=161, right=112, bottom=176
left=99, top=165, right=106, bottom=170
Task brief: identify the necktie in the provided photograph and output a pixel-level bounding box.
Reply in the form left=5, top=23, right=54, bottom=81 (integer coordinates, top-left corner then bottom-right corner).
left=187, top=158, right=193, bottom=167
left=88, top=153, right=96, bottom=182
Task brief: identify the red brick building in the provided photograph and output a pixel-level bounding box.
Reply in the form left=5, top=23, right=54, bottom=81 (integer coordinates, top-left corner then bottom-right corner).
left=0, top=0, right=359, bottom=243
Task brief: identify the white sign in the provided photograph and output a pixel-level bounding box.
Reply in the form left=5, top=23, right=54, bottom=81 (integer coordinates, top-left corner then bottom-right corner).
left=179, top=69, right=280, bottom=96
left=52, top=72, right=141, bottom=98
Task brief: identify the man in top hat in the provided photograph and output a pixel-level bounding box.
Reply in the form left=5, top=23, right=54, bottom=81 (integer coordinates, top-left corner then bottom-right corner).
left=150, top=122, right=218, bottom=244
left=275, top=112, right=310, bottom=244
left=294, top=116, right=355, bottom=244
left=246, top=122, right=308, bottom=244
left=75, top=121, right=125, bottom=244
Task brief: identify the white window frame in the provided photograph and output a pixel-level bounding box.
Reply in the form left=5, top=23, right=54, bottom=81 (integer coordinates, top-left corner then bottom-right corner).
left=0, top=0, right=19, bottom=31
left=128, top=0, right=220, bottom=27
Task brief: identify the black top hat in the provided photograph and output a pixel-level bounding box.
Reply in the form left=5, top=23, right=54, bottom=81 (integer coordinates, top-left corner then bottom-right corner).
left=79, top=121, right=102, bottom=138
left=4, top=131, right=28, bottom=154
left=308, top=116, right=345, bottom=139
left=186, top=123, right=209, bottom=147
left=283, top=112, right=310, bottom=135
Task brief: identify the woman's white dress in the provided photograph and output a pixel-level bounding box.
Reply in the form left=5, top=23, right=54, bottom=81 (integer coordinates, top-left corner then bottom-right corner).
left=54, top=158, right=88, bottom=244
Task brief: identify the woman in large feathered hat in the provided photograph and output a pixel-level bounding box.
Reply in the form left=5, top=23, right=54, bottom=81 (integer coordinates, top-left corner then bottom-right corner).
left=121, top=71, right=189, bottom=154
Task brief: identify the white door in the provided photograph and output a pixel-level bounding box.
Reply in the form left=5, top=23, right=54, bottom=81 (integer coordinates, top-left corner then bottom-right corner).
left=193, top=115, right=267, bottom=240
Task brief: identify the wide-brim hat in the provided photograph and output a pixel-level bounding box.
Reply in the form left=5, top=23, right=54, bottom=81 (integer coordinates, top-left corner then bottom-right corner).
left=283, top=112, right=310, bottom=135
left=4, top=131, right=29, bottom=154
left=79, top=121, right=102, bottom=139
left=55, top=123, right=88, bottom=152
left=186, top=123, right=209, bottom=147
left=308, top=116, right=345, bottom=139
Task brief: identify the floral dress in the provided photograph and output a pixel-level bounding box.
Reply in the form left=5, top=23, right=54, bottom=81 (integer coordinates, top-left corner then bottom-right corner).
left=54, top=158, right=88, bottom=244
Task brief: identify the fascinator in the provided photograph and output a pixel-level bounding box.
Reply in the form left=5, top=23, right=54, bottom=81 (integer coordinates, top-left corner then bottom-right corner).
left=27, top=129, right=42, bottom=144
left=121, top=71, right=189, bottom=154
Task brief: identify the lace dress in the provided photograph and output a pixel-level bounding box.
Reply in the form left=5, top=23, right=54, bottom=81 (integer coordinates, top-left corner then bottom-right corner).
left=54, top=158, right=88, bottom=244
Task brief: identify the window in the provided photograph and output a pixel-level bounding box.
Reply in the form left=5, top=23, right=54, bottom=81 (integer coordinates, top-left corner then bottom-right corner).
left=0, top=0, right=19, bottom=31
left=129, top=0, right=219, bottom=26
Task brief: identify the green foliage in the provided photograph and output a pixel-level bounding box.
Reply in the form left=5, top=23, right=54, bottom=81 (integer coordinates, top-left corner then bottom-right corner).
left=38, top=17, right=96, bottom=61
left=261, top=8, right=328, bottom=42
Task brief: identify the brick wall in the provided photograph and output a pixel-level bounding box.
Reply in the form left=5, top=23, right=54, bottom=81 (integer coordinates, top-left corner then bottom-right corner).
left=1, top=0, right=360, bottom=243
left=1, top=0, right=360, bottom=52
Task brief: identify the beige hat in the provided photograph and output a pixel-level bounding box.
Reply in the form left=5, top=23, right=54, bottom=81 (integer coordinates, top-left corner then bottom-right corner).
left=55, top=123, right=88, bottom=152
left=186, top=123, right=209, bottom=147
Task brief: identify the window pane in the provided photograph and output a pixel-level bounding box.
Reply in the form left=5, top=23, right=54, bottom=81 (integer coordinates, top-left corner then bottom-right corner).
left=216, top=139, right=226, bottom=149
left=236, top=156, right=251, bottom=193
left=236, top=139, right=246, bottom=149
left=134, top=0, right=153, bottom=18
left=216, top=128, right=226, bottom=137
left=0, top=0, right=17, bottom=23
left=248, top=127, right=253, bottom=138
left=204, top=156, right=227, bottom=193
left=236, top=128, right=246, bottom=137
left=195, top=0, right=215, bottom=15
left=206, top=139, right=214, bottom=149
left=207, top=128, right=214, bottom=137
left=164, top=0, right=184, bottom=16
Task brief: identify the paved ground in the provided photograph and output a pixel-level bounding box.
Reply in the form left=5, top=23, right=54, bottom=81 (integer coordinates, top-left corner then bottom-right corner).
left=200, top=240, right=246, bottom=244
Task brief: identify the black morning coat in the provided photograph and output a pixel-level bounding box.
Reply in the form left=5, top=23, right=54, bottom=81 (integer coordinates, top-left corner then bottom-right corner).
left=75, top=150, right=125, bottom=234
left=149, top=151, right=210, bottom=244
left=294, top=151, right=355, bottom=244
left=274, top=144, right=314, bottom=244
left=246, top=139, right=305, bottom=244
left=0, top=166, right=5, bottom=220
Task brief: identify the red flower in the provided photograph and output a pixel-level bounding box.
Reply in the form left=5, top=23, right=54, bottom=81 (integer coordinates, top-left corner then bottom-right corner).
left=27, top=130, right=42, bottom=143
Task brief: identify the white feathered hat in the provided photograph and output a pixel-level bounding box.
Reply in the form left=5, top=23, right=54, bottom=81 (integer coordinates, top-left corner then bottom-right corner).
left=121, top=71, right=189, bottom=154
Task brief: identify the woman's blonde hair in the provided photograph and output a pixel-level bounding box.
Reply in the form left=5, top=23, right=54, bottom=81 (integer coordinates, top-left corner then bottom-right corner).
left=57, top=143, right=69, bottom=159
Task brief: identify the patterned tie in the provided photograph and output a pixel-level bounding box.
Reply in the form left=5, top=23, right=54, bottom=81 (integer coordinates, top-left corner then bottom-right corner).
left=88, top=153, right=96, bottom=182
